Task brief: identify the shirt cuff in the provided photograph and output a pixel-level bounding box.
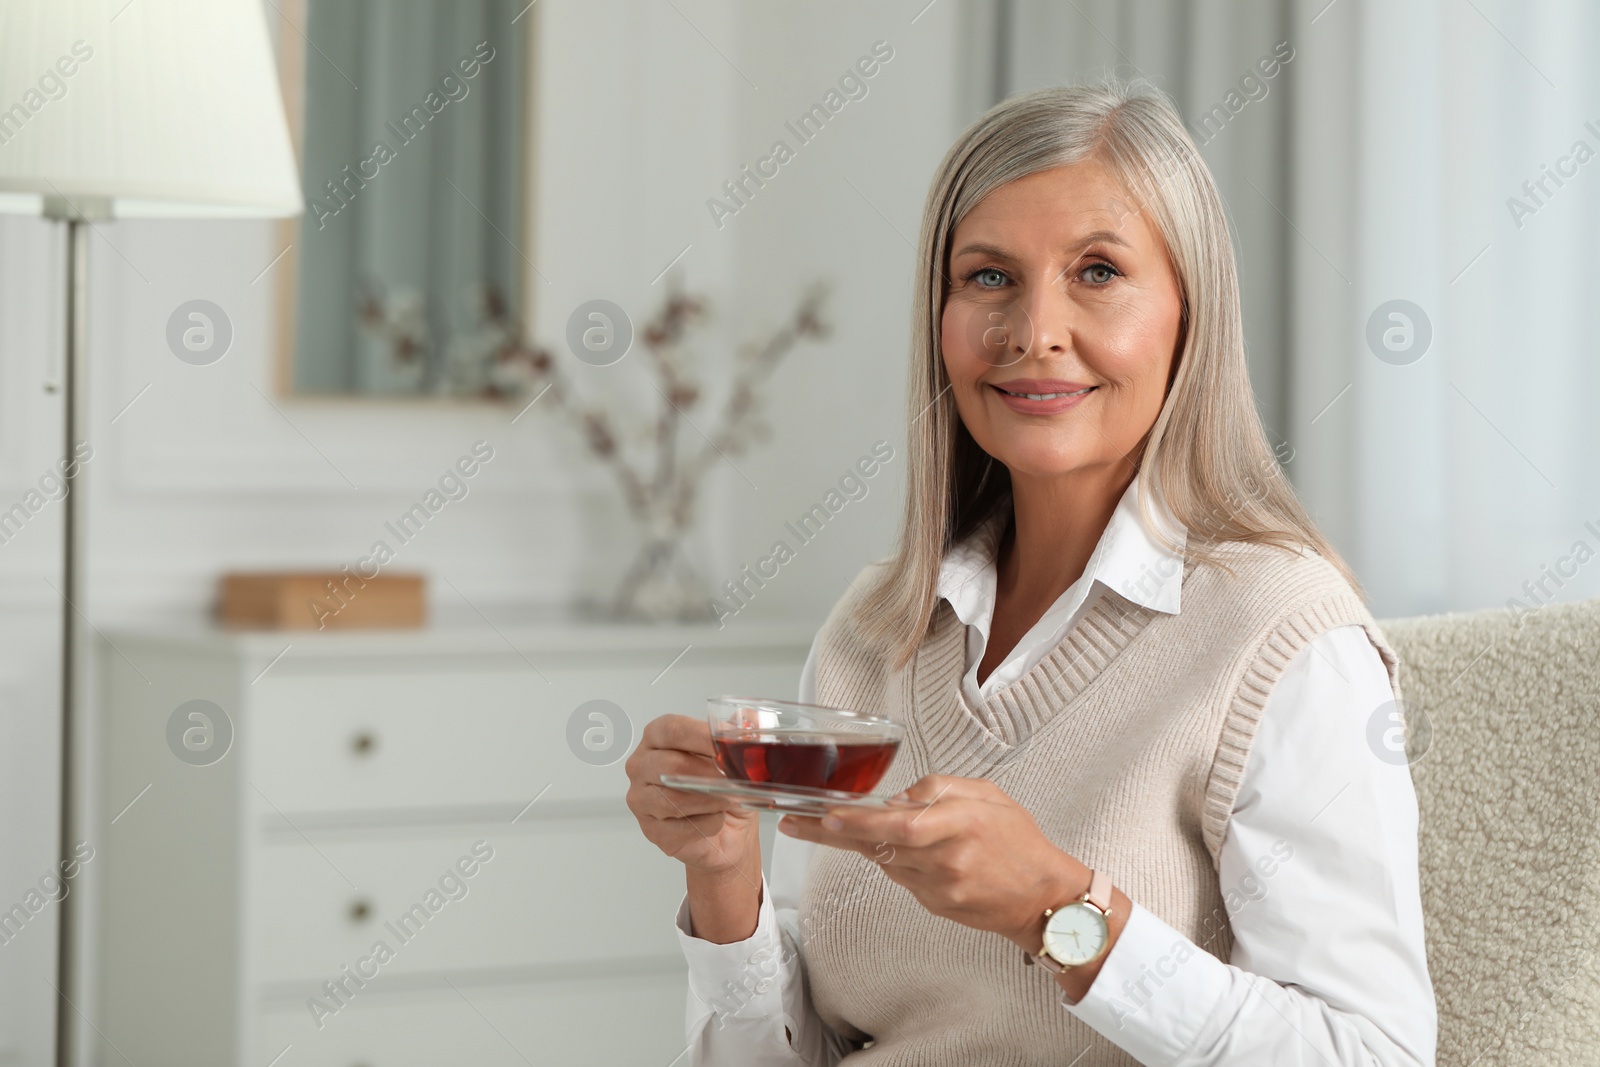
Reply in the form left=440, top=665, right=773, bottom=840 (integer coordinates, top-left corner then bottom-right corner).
left=1060, top=902, right=1230, bottom=1066
left=674, top=875, right=791, bottom=1025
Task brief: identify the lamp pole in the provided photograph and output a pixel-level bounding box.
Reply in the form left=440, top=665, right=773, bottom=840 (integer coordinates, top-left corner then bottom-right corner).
left=48, top=195, right=105, bottom=1067
left=0, top=6, right=303, bottom=1061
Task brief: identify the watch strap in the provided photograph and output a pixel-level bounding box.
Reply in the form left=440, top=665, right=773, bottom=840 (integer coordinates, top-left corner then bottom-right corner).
left=1029, top=948, right=1068, bottom=973
left=1023, top=868, right=1113, bottom=973
left=1084, top=868, right=1112, bottom=915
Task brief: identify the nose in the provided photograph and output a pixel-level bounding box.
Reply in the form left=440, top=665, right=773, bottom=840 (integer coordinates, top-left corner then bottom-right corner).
left=993, top=275, right=1070, bottom=366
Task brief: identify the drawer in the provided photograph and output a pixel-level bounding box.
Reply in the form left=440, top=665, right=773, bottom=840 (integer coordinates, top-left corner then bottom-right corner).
left=249, top=656, right=804, bottom=815
left=255, top=973, right=686, bottom=1067
left=249, top=821, right=687, bottom=985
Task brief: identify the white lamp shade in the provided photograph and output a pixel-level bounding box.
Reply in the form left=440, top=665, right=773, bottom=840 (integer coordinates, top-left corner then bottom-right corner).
left=0, top=0, right=301, bottom=218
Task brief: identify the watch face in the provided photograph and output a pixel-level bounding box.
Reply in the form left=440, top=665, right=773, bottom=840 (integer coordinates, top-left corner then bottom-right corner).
left=1043, top=902, right=1108, bottom=966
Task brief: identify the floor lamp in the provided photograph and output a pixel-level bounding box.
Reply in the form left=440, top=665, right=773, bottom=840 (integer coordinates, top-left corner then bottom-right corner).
left=0, top=3, right=302, bottom=1063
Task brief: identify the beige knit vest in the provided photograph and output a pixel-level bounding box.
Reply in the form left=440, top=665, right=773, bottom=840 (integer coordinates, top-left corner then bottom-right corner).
left=795, top=541, right=1401, bottom=1065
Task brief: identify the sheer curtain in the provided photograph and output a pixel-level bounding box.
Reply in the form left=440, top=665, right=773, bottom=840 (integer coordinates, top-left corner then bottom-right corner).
left=1293, top=0, right=1600, bottom=618
left=981, top=0, right=1600, bottom=618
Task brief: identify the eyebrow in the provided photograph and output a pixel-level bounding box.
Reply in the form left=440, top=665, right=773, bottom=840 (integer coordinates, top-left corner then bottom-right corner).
left=951, top=230, right=1132, bottom=260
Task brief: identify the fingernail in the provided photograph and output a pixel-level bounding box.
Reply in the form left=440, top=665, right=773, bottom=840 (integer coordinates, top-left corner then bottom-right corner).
left=778, top=818, right=796, bottom=835
left=822, top=814, right=843, bottom=831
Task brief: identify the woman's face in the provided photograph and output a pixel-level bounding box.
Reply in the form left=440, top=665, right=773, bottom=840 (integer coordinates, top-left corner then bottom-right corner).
left=939, top=158, right=1185, bottom=485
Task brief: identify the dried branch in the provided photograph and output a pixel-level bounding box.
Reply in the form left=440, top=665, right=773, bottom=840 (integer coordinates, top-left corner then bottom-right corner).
left=673, top=280, right=832, bottom=516
left=357, top=273, right=831, bottom=617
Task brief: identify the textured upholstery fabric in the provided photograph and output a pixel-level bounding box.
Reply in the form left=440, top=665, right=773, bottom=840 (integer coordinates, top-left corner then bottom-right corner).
left=1381, top=598, right=1600, bottom=1065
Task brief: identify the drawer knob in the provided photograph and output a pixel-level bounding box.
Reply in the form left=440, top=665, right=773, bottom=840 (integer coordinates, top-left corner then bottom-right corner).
left=351, top=731, right=377, bottom=755
left=348, top=898, right=373, bottom=923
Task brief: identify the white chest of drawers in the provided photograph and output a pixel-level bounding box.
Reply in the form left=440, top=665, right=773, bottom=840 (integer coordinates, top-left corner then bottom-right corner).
left=95, top=619, right=813, bottom=1067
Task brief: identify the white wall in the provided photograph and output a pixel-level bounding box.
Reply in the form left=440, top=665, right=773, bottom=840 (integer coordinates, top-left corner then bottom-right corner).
left=0, top=1, right=962, bottom=1061
left=712, top=3, right=964, bottom=621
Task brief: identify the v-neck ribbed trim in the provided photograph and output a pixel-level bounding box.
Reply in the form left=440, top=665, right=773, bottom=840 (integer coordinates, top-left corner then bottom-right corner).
left=911, top=573, right=1171, bottom=779
left=936, top=477, right=1186, bottom=707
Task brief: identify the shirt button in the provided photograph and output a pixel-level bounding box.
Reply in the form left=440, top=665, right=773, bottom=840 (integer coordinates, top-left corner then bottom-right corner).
left=755, top=979, right=772, bottom=993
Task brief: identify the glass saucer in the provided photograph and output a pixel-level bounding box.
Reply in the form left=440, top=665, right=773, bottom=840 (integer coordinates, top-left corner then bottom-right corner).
left=657, top=774, right=930, bottom=817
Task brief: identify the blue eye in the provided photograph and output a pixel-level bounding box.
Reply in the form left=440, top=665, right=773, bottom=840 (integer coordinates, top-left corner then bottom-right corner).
left=1082, top=262, right=1119, bottom=284
left=970, top=267, right=1008, bottom=288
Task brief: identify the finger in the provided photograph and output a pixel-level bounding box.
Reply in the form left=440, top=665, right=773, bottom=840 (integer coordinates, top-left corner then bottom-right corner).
left=896, top=774, right=997, bottom=805
left=799, top=797, right=969, bottom=850
left=634, top=782, right=744, bottom=819
left=872, top=859, right=936, bottom=892
left=777, top=818, right=881, bottom=859
left=778, top=815, right=937, bottom=871
left=627, top=735, right=716, bottom=783
left=641, top=714, right=716, bottom=757
left=664, top=810, right=734, bottom=839
left=630, top=782, right=730, bottom=820
left=625, top=747, right=723, bottom=802
left=633, top=747, right=724, bottom=783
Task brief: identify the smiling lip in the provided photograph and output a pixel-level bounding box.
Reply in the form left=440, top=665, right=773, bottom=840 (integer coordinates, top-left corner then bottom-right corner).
left=990, top=379, right=1096, bottom=415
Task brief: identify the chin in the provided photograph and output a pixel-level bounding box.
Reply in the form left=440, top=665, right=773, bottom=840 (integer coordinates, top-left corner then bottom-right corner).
left=983, top=443, right=1096, bottom=481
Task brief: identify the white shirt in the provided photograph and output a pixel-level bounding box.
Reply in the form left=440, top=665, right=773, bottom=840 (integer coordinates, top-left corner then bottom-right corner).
left=673, top=481, right=1438, bottom=1066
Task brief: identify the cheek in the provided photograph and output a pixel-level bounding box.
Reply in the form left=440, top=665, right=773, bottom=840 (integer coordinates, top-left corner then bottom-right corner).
left=939, top=306, right=999, bottom=437
left=1084, top=298, right=1179, bottom=397
left=939, top=302, right=978, bottom=378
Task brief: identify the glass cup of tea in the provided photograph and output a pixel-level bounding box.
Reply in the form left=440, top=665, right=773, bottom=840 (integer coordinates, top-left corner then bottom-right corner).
left=706, top=696, right=905, bottom=795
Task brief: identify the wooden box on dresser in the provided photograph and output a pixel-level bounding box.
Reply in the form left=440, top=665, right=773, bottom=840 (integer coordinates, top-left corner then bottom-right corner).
left=96, top=619, right=814, bottom=1067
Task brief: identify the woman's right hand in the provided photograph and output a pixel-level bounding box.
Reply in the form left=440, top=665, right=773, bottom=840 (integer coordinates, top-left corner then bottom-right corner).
left=625, top=714, right=762, bottom=880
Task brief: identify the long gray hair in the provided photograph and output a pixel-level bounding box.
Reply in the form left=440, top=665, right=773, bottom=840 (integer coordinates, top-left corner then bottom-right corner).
left=855, top=78, right=1359, bottom=668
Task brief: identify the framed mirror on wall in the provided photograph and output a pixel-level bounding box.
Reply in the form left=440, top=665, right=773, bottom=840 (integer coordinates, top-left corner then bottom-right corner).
left=271, top=0, right=537, bottom=401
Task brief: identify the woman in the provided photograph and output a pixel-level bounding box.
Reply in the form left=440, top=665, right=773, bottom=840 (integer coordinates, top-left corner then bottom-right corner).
left=625, top=80, right=1435, bottom=1066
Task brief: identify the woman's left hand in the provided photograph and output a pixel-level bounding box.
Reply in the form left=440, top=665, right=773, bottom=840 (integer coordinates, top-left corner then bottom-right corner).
left=778, top=774, right=1087, bottom=952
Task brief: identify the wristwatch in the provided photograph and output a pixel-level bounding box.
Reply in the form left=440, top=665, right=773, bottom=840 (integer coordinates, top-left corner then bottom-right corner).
left=1023, top=868, right=1114, bottom=973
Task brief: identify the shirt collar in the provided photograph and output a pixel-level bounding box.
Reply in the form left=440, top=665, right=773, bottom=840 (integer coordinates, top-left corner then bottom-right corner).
left=936, top=474, right=1187, bottom=624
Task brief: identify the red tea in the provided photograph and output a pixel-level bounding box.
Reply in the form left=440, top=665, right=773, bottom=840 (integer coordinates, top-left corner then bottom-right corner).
left=713, top=731, right=899, bottom=793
